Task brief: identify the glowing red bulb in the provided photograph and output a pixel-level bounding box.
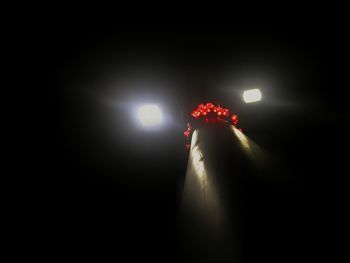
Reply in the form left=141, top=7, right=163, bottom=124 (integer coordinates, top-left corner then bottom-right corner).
left=231, top=114, right=238, bottom=126
left=206, top=102, right=214, bottom=108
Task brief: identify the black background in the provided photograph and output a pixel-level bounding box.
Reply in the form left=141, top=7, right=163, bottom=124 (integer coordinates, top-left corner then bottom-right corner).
left=32, top=14, right=349, bottom=261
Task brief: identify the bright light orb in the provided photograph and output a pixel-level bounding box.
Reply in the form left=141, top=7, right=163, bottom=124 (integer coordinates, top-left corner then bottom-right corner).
left=243, top=89, right=262, bottom=103
left=137, top=104, right=162, bottom=126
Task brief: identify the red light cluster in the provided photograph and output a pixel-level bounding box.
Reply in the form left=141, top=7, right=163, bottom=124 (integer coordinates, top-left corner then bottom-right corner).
left=184, top=102, right=242, bottom=147
left=191, top=102, right=239, bottom=127
left=191, top=103, right=230, bottom=118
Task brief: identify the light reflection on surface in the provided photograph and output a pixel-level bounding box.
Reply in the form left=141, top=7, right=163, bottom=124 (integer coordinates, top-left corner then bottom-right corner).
left=190, top=131, right=206, bottom=178
left=230, top=125, right=266, bottom=164
left=231, top=125, right=250, bottom=150
left=182, top=129, right=224, bottom=228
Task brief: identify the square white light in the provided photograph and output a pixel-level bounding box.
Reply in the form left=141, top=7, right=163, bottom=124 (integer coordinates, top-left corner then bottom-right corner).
left=243, top=89, right=262, bottom=103
left=137, top=104, right=162, bottom=126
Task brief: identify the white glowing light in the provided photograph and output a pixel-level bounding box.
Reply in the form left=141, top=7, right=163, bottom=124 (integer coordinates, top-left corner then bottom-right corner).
left=243, top=89, right=262, bottom=103
left=137, top=104, right=162, bottom=126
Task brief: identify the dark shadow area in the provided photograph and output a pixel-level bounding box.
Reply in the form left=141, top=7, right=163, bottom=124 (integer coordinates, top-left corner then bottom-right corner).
left=34, top=20, right=349, bottom=262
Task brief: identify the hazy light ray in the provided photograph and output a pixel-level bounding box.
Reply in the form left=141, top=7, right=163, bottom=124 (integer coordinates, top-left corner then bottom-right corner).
left=190, top=131, right=207, bottom=179
left=182, top=129, right=224, bottom=227
left=231, top=126, right=250, bottom=150
left=230, top=125, right=267, bottom=165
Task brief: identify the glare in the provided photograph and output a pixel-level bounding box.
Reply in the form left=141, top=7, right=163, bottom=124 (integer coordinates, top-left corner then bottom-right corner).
left=137, top=104, right=162, bottom=126
left=243, top=88, right=262, bottom=103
